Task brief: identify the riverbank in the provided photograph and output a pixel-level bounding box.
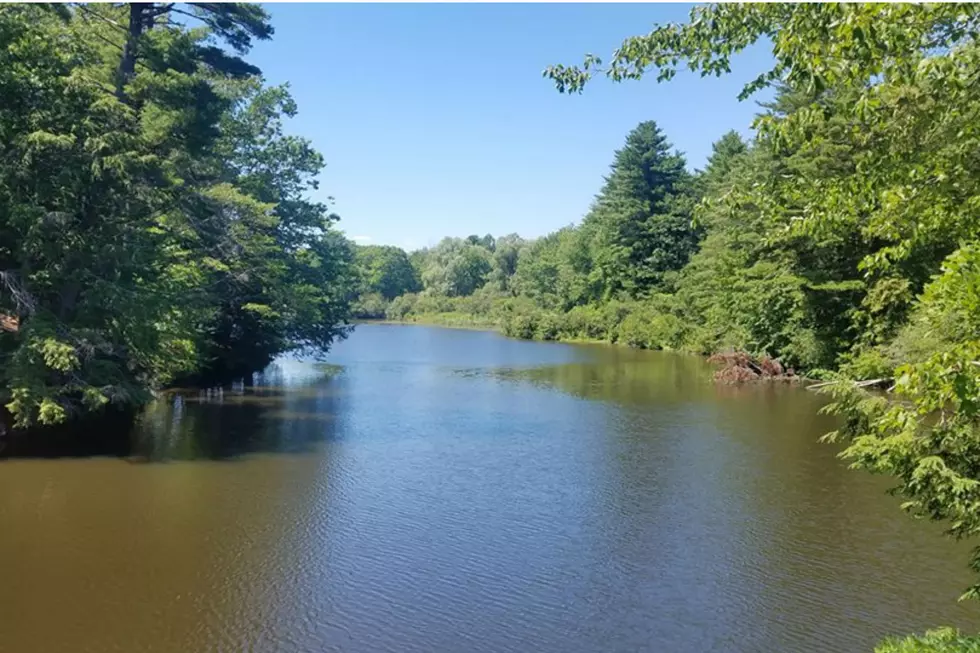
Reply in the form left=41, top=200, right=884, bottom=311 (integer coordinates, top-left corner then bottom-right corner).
left=360, top=313, right=808, bottom=384
left=357, top=314, right=500, bottom=332
left=378, top=295, right=694, bottom=352
left=362, top=314, right=649, bottom=347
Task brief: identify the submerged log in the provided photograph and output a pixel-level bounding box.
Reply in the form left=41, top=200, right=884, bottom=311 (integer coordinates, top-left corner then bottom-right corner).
left=806, top=378, right=891, bottom=391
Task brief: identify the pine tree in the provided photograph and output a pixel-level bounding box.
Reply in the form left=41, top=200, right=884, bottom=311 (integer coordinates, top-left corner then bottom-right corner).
left=583, top=120, right=696, bottom=299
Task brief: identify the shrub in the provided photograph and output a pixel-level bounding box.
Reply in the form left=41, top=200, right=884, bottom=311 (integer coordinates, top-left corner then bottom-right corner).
left=601, top=301, right=633, bottom=340
left=616, top=305, right=686, bottom=350
left=503, top=312, right=537, bottom=339
left=352, top=293, right=389, bottom=319
left=535, top=312, right=561, bottom=340
left=386, top=293, right=419, bottom=321
left=874, top=628, right=980, bottom=653
left=619, top=311, right=655, bottom=348
left=563, top=305, right=608, bottom=340
left=649, top=313, right=686, bottom=349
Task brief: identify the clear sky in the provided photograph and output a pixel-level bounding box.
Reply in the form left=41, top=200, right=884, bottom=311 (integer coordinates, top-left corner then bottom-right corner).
left=247, top=3, right=775, bottom=251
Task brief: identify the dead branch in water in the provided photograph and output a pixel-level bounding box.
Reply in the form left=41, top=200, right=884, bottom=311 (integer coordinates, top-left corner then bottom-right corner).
left=806, top=378, right=891, bottom=391
left=708, top=351, right=799, bottom=385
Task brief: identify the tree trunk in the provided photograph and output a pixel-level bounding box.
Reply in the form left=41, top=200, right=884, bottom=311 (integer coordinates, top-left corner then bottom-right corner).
left=116, top=3, right=149, bottom=101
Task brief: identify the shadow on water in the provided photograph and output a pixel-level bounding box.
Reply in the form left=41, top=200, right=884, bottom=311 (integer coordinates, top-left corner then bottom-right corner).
left=0, top=360, right=344, bottom=462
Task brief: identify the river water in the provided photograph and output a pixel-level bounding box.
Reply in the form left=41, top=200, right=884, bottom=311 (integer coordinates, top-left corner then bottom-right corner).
left=0, top=323, right=976, bottom=652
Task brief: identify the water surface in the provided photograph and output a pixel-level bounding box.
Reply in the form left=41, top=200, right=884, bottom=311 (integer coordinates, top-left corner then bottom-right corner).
left=1, top=324, right=976, bottom=652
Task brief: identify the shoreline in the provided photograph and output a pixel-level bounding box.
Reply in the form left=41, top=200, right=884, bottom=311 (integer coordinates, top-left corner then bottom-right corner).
left=353, top=317, right=621, bottom=346
left=354, top=317, right=814, bottom=385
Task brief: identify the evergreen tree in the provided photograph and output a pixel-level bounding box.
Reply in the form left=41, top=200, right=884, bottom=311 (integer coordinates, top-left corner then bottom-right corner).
left=582, top=120, right=697, bottom=299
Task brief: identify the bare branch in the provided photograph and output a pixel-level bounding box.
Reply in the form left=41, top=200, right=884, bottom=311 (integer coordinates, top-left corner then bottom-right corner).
left=0, top=270, right=37, bottom=316
left=167, top=7, right=203, bottom=22
left=147, top=3, right=175, bottom=18
left=74, top=4, right=128, bottom=33
left=807, top=378, right=891, bottom=391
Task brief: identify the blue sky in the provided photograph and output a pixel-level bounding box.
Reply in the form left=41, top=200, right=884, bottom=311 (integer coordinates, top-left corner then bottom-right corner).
left=248, top=4, right=775, bottom=251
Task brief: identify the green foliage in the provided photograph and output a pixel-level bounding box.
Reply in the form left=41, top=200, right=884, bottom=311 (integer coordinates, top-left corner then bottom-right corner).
left=352, top=292, right=389, bottom=320
left=0, top=4, right=353, bottom=427
left=823, top=246, right=980, bottom=598
left=386, top=293, right=418, bottom=322
left=889, top=245, right=980, bottom=367
left=511, top=226, right=593, bottom=309
left=544, top=4, right=980, bottom=99
left=488, top=233, right=524, bottom=291
left=581, top=120, right=698, bottom=299
left=354, top=244, right=420, bottom=300
left=501, top=311, right=537, bottom=340
left=416, top=237, right=494, bottom=297
left=619, top=309, right=685, bottom=351
left=696, top=130, right=748, bottom=196
left=875, top=628, right=980, bottom=653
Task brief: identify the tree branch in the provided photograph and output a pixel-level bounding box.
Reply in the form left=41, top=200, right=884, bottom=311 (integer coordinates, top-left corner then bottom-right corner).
left=167, top=7, right=203, bottom=22
left=807, top=378, right=891, bottom=390
left=73, top=4, right=128, bottom=33
left=147, top=3, right=175, bottom=18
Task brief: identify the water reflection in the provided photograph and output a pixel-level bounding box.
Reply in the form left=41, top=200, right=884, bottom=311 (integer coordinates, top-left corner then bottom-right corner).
left=1, top=360, right=344, bottom=462
left=490, top=349, right=714, bottom=407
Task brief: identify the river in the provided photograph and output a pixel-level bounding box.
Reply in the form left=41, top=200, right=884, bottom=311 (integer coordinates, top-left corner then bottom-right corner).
left=0, top=323, right=976, bottom=652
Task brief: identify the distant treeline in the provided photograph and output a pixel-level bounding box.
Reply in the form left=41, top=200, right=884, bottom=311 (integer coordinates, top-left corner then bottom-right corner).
left=354, top=106, right=966, bottom=382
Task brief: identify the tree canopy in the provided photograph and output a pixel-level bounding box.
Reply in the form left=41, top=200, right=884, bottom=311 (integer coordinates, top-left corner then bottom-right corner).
left=0, top=4, right=354, bottom=427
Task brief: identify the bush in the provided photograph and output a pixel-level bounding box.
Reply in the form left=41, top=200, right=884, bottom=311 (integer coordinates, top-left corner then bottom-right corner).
left=651, top=313, right=686, bottom=349
left=563, top=305, right=608, bottom=340
left=600, top=301, right=633, bottom=342
left=386, top=293, right=419, bottom=321
left=535, top=312, right=561, bottom=340
left=352, top=292, right=389, bottom=319
left=888, top=244, right=980, bottom=366
left=613, top=304, right=687, bottom=350
left=503, top=312, right=537, bottom=339
left=875, top=628, right=980, bottom=653
left=837, top=346, right=895, bottom=381
left=619, top=311, right=655, bottom=348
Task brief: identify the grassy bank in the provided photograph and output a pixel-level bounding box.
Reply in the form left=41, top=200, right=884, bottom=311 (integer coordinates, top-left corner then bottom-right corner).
left=354, top=291, right=727, bottom=358
left=377, top=312, right=500, bottom=331
left=368, top=291, right=704, bottom=354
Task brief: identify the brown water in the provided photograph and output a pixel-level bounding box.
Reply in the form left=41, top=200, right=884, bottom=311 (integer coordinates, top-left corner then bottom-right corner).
left=0, top=323, right=976, bottom=653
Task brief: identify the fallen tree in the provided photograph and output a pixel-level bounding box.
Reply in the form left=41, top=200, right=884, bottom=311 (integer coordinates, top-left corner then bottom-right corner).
left=708, top=350, right=799, bottom=384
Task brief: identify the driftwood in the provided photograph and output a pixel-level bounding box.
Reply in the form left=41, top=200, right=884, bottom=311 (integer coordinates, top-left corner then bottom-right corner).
left=708, top=351, right=799, bottom=385
left=807, top=362, right=980, bottom=392
left=806, top=378, right=890, bottom=391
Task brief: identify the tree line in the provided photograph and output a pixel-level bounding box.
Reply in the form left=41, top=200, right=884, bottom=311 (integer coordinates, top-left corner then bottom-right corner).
left=356, top=4, right=980, bottom=636
left=0, top=3, right=357, bottom=431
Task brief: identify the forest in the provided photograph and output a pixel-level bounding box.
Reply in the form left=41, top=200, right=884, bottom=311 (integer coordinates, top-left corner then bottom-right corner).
left=1, top=4, right=979, bottom=649
left=0, top=3, right=357, bottom=431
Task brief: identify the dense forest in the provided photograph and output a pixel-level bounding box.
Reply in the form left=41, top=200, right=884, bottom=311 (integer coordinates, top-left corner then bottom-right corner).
left=352, top=4, right=980, bottom=639
left=0, top=4, right=357, bottom=431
